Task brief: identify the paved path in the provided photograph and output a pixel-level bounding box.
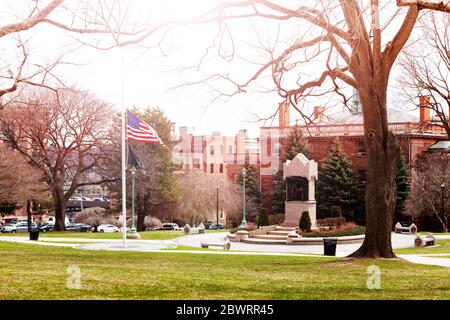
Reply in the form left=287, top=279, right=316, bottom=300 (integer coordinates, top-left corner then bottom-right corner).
left=1, top=232, right=449, bottom=267
left=398, top=254, right=450, bottom=268
left=169, top=232, right=418, bottom=257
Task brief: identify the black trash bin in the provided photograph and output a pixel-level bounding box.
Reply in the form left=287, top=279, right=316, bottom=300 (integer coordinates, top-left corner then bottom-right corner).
left=323, top=237, right=337, bottom=256
left=29, top=229, right=40, bottom=241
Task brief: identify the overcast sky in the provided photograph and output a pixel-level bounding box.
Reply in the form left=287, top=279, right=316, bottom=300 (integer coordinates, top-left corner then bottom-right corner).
left=0, top=1, right=428, bottom=138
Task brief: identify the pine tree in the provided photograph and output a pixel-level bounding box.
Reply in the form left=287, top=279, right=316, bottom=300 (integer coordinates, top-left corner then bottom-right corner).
left=236, top=161, right=261, bottom=222
left=299, top=211, right=311, bottom=232
left=257, top=208, right=270, bottom=227
left=316, top=138, right=361, bottom=221
left=271, top=170, right=286, bottom=214
left=394, top=153, right=410, bottom=223
left=271, top=124, right=309, bottom=213
left=280, top=123, right=309, bottom=162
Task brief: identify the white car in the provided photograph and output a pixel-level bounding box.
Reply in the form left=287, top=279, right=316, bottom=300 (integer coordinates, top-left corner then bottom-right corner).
left=97, top=224, right=119, bottom=233
left=161, top=223, right=180, bottom=230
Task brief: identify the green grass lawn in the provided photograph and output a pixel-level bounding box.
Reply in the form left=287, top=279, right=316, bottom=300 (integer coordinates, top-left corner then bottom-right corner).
left=0, top=229, right=227, bottom=240
left=394, top=239, right=450, bottom=255
left=0, top=242, right=449, bottom=299
left=419, top=231, right=450, bottom=235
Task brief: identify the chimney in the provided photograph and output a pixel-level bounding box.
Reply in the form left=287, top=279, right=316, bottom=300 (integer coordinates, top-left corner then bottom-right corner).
left=278, top=101, right=290, bottom=127
left=179, top=126, right=188, bottom=138
left=313, top=106, right=325, bottom=122
left=419, top=96, right=431, bottom=122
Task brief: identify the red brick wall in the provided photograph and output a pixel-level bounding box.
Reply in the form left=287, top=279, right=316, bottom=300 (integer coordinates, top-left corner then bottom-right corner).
left=261, top=133, right=446, bottom=213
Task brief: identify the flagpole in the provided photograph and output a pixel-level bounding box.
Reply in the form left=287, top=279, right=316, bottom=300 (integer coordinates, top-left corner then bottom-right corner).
left=121, top=48, right=127, bottom=248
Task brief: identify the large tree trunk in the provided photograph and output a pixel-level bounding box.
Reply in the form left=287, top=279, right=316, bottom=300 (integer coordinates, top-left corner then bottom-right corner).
left=136, top=192, right=145, bottom=232
left=26, top=200, right=32, bottom=232
left=53, top=189, right=66, bottom=231
left=137, top=212, right=145, bottom=232
left=349, top=81, right=399, bottom=258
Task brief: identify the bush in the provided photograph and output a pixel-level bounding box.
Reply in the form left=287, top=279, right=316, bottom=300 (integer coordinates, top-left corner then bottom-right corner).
left=330, top=206, right=342, bottom=217
left=74, top=207, right=120, bottom=228
left=257, top=208, right=270, bottom=227
left=144, top=216, right=162, bottom=229
left=316, top=217, right=346, bottom=229
left=303, top=224, right=365, bottom=237
left=299, top=211, right=311, bottom=232
left=74, top=207, right=106, bottom=227
left=268, top=214, right=285, bottom=226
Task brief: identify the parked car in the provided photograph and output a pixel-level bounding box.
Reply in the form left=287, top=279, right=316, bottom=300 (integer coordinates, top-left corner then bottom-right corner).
left=92, top=198, right=107, bottom=202
left=46, top=216, right=70, bottom=226
left=1, top=221, right=38, bottom=233
left=66, top=223, right=92, bottom=232
left=203, top=222, right=213, bottom=230
left=159, top=223, right=180, bottom=231
left=39, top=223, right=54, bottom=232
left=97, top=224, right=119, bottom=233
left=209, top=223, right=224, bottom=230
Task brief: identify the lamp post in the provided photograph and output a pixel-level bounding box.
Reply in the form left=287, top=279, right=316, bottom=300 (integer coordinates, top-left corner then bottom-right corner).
left=216, top=186, right=219, bottom=229
left=127, top=166, right=140, bottom=238
left=239, top=168, right=247, bottom=230
left=441, top=183, right=446, bottom=228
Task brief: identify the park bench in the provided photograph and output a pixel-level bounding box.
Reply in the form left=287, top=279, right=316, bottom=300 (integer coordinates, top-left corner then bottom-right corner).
left=201, top=239, right=231, bottom=250
left=414, top=233, right=436, bottom=247
left=395, top=222, right=417, bottom=234
left=183, top=224, right=205, bottom=235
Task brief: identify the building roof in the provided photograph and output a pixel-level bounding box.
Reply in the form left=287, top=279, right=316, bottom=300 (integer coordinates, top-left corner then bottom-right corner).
left=321, top=106, right=419, bottom=124
left=428, top=140, right=450, bottom=152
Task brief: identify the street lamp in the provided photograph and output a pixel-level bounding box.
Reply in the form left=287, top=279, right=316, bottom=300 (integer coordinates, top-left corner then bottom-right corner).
left=127, top=166, right=140, bottom=239
left=239, top=168, right=247, bottom=230
left=441, top=183, right=446, bottom=226
left=216, top=186, right=219, bottom=229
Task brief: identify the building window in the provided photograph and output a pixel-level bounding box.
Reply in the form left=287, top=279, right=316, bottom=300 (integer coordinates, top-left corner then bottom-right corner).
left=357, top=170, right=367, bottom=187
left=220, top=145, right=223, bottom=155
left=357, top=140, right=366, bottom=156
left=210, top=145, right=214, bottom=155
left=219, top=163, right=224, bottom=173
left=267, top=137, right=272, bottom=156
left=219, top=209, right=224, bottom=220
left=228, top=145, right=233, bottom=154
left=193, top=158, right=200, bottom=169
left=210, top=163, right=214, bottom=173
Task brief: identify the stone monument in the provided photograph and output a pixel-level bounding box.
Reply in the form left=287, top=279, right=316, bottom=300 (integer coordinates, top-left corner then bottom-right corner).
left=282, top=153, right=318, bottom=228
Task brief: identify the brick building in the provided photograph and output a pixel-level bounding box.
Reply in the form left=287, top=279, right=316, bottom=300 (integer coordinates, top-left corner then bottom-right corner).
left=259, top=99, right=448, bottom=211
left=172, top=98, right=448, bottom=214
left=172, top=127, right=260, bottom=182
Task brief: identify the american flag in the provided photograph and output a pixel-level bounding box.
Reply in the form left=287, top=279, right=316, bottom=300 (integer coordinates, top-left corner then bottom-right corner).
left=126, top=110, right=164, bottom=144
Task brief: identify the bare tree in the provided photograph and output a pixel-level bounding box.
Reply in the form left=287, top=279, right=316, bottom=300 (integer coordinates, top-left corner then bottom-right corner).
left=0, top=87, right=115, bottom=230
left=405, top=154, right=450, bottom=232
left=0, top=143, right=48, bottom=207
left=399, top=11, right=450, bottom=138
left=174, top=171, right=242, bottom=226
left=158, top=0, right=449, bottom=258
left=0, top=1, right=152, bottom=102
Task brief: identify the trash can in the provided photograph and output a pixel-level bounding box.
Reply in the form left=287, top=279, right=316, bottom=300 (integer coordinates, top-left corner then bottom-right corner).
left=29, top=229, right=40, bottom=241
left=323, top=238, right=337, bottom=256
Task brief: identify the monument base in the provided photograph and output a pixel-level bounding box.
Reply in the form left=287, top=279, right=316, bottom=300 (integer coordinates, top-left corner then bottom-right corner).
left=282, top=201, right=316, bottom=228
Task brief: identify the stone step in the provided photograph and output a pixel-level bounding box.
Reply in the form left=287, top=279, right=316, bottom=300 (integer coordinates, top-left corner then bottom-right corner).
left=253, top=234, right=287, bottom=240
left=268, top=230, right=293, bottom=235
left=243, top=238, right=287, bottom=245
left=275, top=226, right=297, bottom=232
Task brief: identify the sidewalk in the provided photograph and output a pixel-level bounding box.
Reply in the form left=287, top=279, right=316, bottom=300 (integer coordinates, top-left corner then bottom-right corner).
left=1, top=233, right=449, bottom=267
left=398, top=254, right=450, bottom=268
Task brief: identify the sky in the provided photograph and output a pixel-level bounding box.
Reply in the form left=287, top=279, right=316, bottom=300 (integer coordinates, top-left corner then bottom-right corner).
left=0, top=0, right=434, bottom=138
